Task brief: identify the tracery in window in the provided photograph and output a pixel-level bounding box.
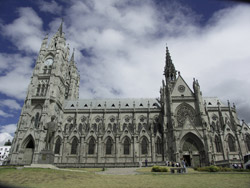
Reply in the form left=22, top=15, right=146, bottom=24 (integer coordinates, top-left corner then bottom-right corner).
left=176, top=103, right=196, bottom=127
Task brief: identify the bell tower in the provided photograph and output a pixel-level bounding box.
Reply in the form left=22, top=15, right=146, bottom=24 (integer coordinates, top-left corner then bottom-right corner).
left=9, top=21, right=79, bottom=164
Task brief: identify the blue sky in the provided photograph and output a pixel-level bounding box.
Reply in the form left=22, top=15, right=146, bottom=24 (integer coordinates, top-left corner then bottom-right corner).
left=0, top=0, right=250, bottom=146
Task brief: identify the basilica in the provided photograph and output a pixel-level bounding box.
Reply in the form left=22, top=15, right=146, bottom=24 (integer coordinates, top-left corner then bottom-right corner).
left=9, top=22, right=250, bottom=167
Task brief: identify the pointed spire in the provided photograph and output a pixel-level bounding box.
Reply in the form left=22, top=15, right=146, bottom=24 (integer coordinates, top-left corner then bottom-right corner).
left=164, top=44, right=176, bottom=82
left=70, top=48, right=75, bottom=63
left=71, top=48, right=75, bottom=62
left=165, top=45, right=172, bottom=67
left=58, top=18, right=63, bottom=36
left=40, top=33, right=48, bottom=50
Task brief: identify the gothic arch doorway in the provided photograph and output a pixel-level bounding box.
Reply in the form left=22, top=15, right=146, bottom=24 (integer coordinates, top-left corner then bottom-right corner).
left=180, top=133, right=205, bottom=167
left=22, top=135, right=35, bottom=165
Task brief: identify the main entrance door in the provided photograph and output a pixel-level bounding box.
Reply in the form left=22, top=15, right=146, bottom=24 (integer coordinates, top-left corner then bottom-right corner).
left=181, top=133, right=205, bottom=167
left=183, top=155, right=191, bottom=167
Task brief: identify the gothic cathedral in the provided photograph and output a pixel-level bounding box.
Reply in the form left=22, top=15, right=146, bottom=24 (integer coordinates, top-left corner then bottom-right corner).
left=9, top=22, right=250, bottom=167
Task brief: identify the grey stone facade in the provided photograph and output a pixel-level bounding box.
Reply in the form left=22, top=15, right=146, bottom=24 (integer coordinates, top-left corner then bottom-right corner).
left=9, top=22, right=250, bottom=167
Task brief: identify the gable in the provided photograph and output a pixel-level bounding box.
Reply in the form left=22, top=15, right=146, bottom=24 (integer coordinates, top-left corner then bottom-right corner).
left=171, top=76, right=194, bottom=97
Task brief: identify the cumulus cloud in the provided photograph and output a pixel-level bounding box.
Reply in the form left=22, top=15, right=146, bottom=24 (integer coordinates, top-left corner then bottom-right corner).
left=38, top=0, right=63, bottom=15
left=0, top=0, right=249, bottom=125
left=0, top=124, right=16, bottom=146
left=62, top=1, right=250, bottom=122
left=0, top=110, right=13, bottom=118
left=0, top=99, right=21, bottom=110
left=0, top=7, right=44, bottom=54
left=0, top=53, right=34, bottom=99
left=0, top=124, right=16, bottom=134
left=0, top=132, right=13, bottom=146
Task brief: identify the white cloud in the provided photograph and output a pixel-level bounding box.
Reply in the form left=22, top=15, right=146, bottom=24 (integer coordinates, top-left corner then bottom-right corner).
left=0, top=124, right=17, bottom=135
left=0, top=132, right=13, bottom=147
left=38, top=0, right=63, bottom=15
left=0, top=99, right=21, bottom=110
left=0, top=53, right=34, bottom=99
left=62, top=1, right=250, bottom=122
left=0, top=110, right=13, bottom=118
left=0, top=0, right=249, bottom=124
left=0, top=124, right=16, bottom=146
left=0, top=7, right=44, bottom=54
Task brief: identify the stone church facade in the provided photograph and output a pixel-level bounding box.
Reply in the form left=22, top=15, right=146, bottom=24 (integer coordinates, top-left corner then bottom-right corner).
left=9, top=23, right=250, bottom=167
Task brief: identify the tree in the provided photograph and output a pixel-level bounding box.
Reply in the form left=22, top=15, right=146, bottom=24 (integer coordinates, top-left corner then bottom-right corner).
left=4, top=139, right=12, bottom=146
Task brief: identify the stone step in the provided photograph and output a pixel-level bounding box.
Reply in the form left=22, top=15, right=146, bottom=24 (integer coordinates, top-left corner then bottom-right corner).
left=24, top=164, right=59, bottom=169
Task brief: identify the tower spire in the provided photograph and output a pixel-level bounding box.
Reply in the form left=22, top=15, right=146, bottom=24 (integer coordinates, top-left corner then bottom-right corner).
left=58, top=18, right=63, bottom=36
left=70, top=48, right=75, bottom=64
left=164, top=45, right=176, bottom=82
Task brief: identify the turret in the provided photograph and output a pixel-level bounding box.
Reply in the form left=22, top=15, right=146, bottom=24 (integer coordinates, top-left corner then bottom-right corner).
left=67, top=49, right=80, bottom=100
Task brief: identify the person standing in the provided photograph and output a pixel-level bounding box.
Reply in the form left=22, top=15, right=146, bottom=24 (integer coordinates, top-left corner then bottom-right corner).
left=139, top=160, right=142, bottom=168
left=145, top=158, right=148, bottom=167
left=181, top=158, right=187, bottom=173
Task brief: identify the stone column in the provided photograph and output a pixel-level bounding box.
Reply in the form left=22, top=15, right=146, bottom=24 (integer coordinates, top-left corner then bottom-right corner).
left=115, top=136, right=120, bottom=163
left=79, top=136, right=85, bottom=163
left=151, top=135, right=155, bottom=162
left=97, top=136, right=102, bottom=163
left=220, top=133, right=226, bottom=160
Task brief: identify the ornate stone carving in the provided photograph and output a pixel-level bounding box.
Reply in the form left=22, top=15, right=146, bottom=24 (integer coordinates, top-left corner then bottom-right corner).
left=177, top=103, right=196, bottom=127
left=178, top=85, right=185, bottom=93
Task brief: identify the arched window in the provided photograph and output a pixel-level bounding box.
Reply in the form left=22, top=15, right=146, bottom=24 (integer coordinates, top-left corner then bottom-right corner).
left=41, top=84, right=45, bottom=96
left=124, top=137, right=130, bottom=155
left=106, top=137, right=112, bottom=155
left=69, top=124, right=74, bottom=132
left=78, top=124, right=82, bottom=134
left=88, top=137, right=95, bottom=154
left=176, top=103, right=196, bottom=127
left=141, top=137, right=148, bottom=155
left=34, top=113, right=40, bottom=128
left=36, top=84, right=41, bottom=96
left=156, top=138, right=162, bottom=154
left=246, top=134, right=250, bottom=151
left=71, top=137, right=78, bottom=154
left=228, top=135, right=236, bottom=152
left=215, top=135, right=222, bottom=152
left=54, top=138, right=61, bottom=154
